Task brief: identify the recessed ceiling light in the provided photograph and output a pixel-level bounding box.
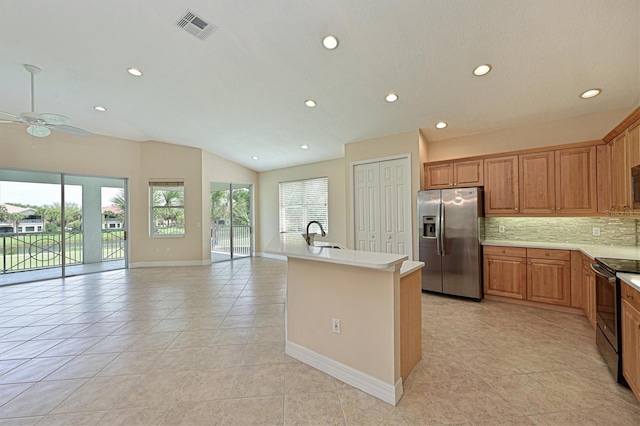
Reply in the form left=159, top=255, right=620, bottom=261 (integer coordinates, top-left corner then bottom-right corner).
left=127, top=67, right=143, bottom=77
left=322, top=35, right=339, bottom=50
left=473, top=64, right=492, bottom=76
left=93, top=106, right=106, bottom=112
left=252, top=156, right=259, bottom=160
left=580, top=88, right=601, bottom=99
left=385, top=93, right=399, bottom=103
left=300, top=144, right=309, bottom=150
left=435, top=121, right=448, bottom=129
left=305, top=99, right=317, bottom=108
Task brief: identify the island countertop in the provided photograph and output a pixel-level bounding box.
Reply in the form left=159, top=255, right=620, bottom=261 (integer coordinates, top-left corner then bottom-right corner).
left=266, top=234, right=408, bottom=270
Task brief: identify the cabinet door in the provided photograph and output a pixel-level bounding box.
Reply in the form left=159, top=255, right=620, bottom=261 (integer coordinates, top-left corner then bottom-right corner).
left=555, top=146, right=597, bottom=214
left=425, top=163, right=453, bottom=189
left=622, top=299, right=640, bottom=400
left=519, top=151, right=556, bottom=214
left=454, top=160, right=483, bottom=187
left=527, top=258, right=571, bottom=306
left=483, top=254, right=527, bottom=299
left=484, top=156, right=519, bottom=215
left=582, top=263, right=596, bottom=329
left=611, top=133, right=630, bottom=210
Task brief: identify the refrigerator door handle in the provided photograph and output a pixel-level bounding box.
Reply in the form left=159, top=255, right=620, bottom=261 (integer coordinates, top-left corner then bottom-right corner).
left=440, top=203, right=446, bottom=255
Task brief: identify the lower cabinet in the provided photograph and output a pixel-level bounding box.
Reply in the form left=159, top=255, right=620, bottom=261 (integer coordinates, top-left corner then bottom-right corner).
left=582, top=255, right=596, bottom=329
left=484, top=246, right=571, bottom=307
left=622, top=281, right=640, bottom=401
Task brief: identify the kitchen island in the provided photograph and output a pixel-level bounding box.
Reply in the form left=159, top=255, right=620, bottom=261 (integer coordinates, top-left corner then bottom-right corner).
left=266, top=235, right=424, bottom=405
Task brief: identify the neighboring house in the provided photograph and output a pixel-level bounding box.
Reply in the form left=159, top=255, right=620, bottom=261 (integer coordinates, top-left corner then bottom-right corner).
left=102, top=206, right=123, bottom=229
left=0, top=204, right=44, bottom=233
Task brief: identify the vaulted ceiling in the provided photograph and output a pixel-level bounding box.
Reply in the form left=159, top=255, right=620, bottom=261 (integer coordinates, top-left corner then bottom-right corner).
left=0, top=0, right=638, bottom=171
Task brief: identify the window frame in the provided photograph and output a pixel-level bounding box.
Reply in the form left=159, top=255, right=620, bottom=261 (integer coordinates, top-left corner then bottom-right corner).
left=278, top=176, right=329, bottom=235
left=149, top=181, right=186, bottom=238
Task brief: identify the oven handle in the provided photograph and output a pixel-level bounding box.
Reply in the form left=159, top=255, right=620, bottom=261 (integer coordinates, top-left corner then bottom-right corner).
left=590, top=263, right=616, bottom=282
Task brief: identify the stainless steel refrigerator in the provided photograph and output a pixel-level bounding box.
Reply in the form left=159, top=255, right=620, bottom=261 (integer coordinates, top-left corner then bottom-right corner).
left=417, top=187, right=483, bottom=300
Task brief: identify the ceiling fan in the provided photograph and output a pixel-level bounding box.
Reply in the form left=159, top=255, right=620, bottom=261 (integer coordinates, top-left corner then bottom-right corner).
left=0, top=64, right=92, bottom=138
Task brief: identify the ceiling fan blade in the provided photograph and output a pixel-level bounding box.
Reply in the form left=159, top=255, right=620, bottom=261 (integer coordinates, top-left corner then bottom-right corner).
left=0, top=111, right=21, bottom=120
left=0, top=120, right=21, bottom=124
left=50, top=124, right=92, bottom=137
left=38, top=113, right=70, bottom=125
left=26, top=125, right=51, bottom=137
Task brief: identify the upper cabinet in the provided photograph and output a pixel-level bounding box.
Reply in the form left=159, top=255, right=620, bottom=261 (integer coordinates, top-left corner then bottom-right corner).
left=519, top=151, right=556, bottom=214
left=484, top=156, right=519, bottom=215
left=519, top=147, right=597, bottom=215
left=605, top=108, right=640, bottom=212
left=424, top=159, right=483, bottom=189
left=555, top=146, right=598, bottom=214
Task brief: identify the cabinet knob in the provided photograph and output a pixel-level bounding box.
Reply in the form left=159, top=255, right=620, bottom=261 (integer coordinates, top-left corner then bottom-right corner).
left=521, top=261, right=526, bottom=264
left=528, top=262, right=532, bottom=265
left=628, top=293, right=634, bottom=298
left=550, top=207, right=554, bottom=211
left=557, top=207, right=561, bottom=211
left=453, top=183, right=457, bottom=186
left=514, top=207, right=518, bottom=211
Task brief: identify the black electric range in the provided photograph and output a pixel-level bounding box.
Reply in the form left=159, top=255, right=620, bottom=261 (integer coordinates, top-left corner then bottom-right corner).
left=592, top=257, right=640, bottom=386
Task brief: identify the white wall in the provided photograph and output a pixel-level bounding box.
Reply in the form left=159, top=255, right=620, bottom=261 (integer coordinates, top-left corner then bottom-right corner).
left=424, top=108, right=631, bottom=161
left=257, top=158, right=346, bottom=253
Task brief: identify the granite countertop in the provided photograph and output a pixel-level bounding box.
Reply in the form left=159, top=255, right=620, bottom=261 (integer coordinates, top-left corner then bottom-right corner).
left=482, top=239, right=640, bottom=261
left=266, top=234, right=409, bottom=270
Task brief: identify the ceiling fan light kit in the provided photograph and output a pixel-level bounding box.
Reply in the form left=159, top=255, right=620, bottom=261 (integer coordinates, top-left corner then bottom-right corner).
left=0, top=64, right=92, bottom=138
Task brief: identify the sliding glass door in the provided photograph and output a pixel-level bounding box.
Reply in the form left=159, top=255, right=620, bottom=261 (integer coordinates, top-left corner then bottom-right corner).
left=210, top=182, right=252, bottom=262
left=0, top=169, right=127, bottom=285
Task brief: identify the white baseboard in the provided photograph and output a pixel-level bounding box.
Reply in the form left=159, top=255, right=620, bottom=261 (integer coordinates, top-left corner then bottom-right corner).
left=257, top=252, right=287, bottom=261
left=286, top=340, right=403, bottom=406
left=130, top=260, right=210, bottom=268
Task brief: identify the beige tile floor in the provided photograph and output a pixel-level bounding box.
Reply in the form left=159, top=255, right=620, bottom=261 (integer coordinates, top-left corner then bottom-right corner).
left=0, top=257, right=639, bottom=425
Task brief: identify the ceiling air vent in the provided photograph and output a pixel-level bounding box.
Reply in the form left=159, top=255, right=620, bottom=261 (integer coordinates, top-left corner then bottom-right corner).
left=175, top=9, right=218, bottom=41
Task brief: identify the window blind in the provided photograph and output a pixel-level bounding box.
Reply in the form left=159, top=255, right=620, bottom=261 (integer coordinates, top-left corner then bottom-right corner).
left=279, top=177, right=328, bottom=233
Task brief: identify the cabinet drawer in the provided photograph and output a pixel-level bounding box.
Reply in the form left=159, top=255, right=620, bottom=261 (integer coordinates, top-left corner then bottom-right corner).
left=622, top=281, right=640, bottom=313
left=483, top=246, right=526, bottom=257
left=526, top=248, right=571, bottom=261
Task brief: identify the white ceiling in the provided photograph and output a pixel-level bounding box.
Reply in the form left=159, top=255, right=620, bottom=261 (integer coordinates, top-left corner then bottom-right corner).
left=0, top=0, right=639, bottom=172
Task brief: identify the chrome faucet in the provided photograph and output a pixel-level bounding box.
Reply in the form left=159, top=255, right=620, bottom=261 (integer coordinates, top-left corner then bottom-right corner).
left=305, top=221, right=326, bottom=245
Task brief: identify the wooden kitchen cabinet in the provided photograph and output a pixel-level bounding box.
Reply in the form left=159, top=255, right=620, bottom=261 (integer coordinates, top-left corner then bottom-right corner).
left=519, top=151, right=556, bottom=214
left=519, top=147, right=597, bottom=215
left=582, top=255, right=596, bottom=329
left=483, top=246, right=571, bottom=307
left=483, top=246, right=527, bottom=299
left=526, top=249, right=571, bottom=306
left=484, top=156, right=519, bottom=215
left=555, top=146, right=598, bottom=214
left=610, top=131, right=631, bottom=210
left=622, top=281, right=640, bottom=401
left=424, top=159, right=483, bottom=189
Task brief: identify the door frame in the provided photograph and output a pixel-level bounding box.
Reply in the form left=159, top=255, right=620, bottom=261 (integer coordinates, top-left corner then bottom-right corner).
left=349, top=154, right=413, bottom=260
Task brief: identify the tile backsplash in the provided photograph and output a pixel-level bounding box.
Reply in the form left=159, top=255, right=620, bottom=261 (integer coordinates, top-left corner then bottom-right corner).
left=484, top=217, right=638, bottom=246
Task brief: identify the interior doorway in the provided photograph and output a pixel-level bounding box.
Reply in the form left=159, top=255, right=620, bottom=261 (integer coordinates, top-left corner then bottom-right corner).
left=210, top=182, right=253, bottom=262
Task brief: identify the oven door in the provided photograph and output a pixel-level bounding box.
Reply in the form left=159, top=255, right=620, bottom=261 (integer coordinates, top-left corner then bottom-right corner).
left=591, top=263, right=618, bottom=350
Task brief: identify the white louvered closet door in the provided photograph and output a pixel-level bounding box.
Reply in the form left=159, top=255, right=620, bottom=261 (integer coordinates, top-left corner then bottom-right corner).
left=354, top=158, right=411, bottom=256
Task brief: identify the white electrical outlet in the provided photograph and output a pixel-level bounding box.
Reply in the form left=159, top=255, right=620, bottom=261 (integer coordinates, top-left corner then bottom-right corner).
left=592, top=227, right=601, bottom=236
left=498, top=226, right=505, bottom=233
left=332, top=318, right=341, bottom=334
left=166, top=247, right=171, bottom=253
